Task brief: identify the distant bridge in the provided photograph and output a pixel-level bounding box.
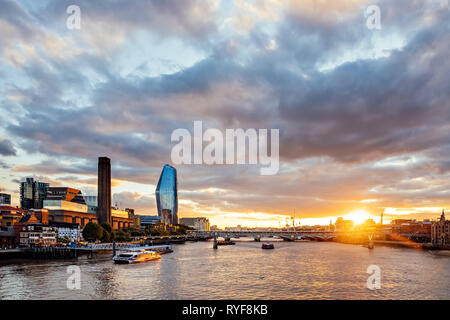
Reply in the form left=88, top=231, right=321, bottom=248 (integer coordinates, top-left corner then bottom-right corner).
left=188, top=230, right=341, bottom=241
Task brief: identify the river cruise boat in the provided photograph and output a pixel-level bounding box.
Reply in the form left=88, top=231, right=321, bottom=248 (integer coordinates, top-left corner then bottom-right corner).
left=113, top=250, right=161, bottom=264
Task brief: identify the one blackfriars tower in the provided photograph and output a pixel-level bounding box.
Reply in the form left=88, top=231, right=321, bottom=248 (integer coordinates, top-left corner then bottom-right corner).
left=97, top=156, right=112, bottom=225
left=155, top=164, right=178, bottom=225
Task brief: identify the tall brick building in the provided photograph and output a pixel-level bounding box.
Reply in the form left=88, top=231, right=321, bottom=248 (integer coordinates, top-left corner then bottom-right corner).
left=97, top=157, right=112, bottom=225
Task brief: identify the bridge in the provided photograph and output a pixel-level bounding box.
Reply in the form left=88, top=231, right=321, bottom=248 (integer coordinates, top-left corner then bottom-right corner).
left=188, top=230, right=340, bottom=242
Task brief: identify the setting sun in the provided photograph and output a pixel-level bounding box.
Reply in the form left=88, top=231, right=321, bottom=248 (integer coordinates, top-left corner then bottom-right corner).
left=345, top=210, right=370, bottom=225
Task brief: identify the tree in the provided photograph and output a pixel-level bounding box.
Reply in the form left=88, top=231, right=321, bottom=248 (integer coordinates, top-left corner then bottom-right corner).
left=100, top=223, right=112, bottom=233
left=100, top=223, right=113, bottom=242
left=113, top=230, right=131, bottom=241
left=82, top=222, right=104, bottom=242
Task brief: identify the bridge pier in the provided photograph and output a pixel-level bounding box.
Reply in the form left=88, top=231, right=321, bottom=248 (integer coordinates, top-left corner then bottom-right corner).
left=213, top=233, right=218, bottom=249
left=112, top=241, right=116, bottom=257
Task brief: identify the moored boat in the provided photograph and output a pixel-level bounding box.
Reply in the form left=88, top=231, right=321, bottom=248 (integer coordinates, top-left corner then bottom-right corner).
left=262, top=242, right=274, bottom=249
left=152, top=245, right=174, bottom=254
left=217, top=240, right=235, bottom=245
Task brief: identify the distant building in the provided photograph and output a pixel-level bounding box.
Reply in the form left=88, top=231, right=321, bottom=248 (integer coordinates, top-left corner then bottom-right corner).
left=19, top=224, right=57, bottom=247
left=126, top=208, right=140, bottom=229
left=31, top=208, right=49, bottom=225
left=20, top=178, right=49, bottom=210
left=354, top=219, right=377, bottom=232
left=49, top=222, right=81, bottom=242
left=390, top=219, right=432, bottom=235
left=44, top=199, right=89, bottom=213
left=334, top=217, right=354, bottom=232
left=156, top=164, right=178, bottom=225
left=0, top=226, right=15, bottom=249
left=83, top=195, right=100, bottom=214
left=46, top=187, right=86, bottom=204
left=180, top=217, right=210, bottom=231
left=98, top=157, right=112, bottom=225
left=0, top=205, right=26, bottom=227
left=14, top=212, right=57, bottom=247
left=139, top=215, right=162, bottom=229
left=0, top=193, right=11, bottom=205
left=432, top=210, right=450, bottom=247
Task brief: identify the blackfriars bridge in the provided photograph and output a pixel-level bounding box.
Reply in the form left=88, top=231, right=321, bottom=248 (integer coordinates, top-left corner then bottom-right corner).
left=188, top=230, right=341, bottom=241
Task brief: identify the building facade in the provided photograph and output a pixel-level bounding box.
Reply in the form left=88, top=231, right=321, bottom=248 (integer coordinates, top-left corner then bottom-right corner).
left=50, top=222, right=81, bottom=242
left=0, top=206, right=26, bottom=227
left=431, top=210, right=450, bottom=247
left=0, top=193, right=11, bottom=205
left=46, top=187, right=86, bottom=204
left=180, top=217, right=210, bottom=231
left=155, top=164, right=178, bottom=225
left=139, top=215, right=161, bottom=230
left=20, top=178, right=49, bottom=210
left=19, top=224, right=57, bottom=247
left=0, top=227, right=15, bottom=249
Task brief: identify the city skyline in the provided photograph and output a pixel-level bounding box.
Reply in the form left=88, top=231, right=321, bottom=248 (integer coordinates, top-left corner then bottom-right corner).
left=0, top=0, right=449, bottom=228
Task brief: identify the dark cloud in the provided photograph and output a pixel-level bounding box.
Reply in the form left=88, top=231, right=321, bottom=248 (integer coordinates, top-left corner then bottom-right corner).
left=0, top=138, right=16, bottom=156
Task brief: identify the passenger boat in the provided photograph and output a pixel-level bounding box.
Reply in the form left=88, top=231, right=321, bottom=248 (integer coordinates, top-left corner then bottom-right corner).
left=262, top=242, right=274, bottom=249
left=113, top=250, right=161, bottom=264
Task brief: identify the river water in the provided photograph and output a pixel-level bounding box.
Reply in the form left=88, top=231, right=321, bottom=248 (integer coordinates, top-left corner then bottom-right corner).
left=0, top=240, right=449, bottom=300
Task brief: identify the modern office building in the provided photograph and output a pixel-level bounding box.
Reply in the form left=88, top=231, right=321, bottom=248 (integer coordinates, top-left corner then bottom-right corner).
left=155, top=164, right=178, bottom=225
left=180, top=217, right=210, bottom=231
left=20, top=178, right=49, bottom=210
left=97, top=157, right=112, bottom=225
left=0, top=193, right=11, bottom=205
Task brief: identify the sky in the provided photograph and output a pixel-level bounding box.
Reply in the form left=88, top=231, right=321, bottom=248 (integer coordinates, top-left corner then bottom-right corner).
left=0, top=0, right=449, bottom=228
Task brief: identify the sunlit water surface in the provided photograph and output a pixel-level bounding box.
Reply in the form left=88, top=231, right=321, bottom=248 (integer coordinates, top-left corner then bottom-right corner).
left=0, top=241, right=449, bottom=299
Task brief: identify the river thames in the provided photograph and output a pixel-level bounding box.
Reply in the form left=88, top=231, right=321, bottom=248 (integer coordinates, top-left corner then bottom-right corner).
left=0, top=240, right=449, bottom=300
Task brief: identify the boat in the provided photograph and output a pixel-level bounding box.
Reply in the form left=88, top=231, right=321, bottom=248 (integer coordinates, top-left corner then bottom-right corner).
left=262, top=242, right=274, bottom=249
left=152, top=245, right=174, bottom=254
left=217, top=240, right=235, bottom=245
left=113, top=250, right=161, bottom=264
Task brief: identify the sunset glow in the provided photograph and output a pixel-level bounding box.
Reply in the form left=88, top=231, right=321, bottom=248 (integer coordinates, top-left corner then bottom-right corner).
left=0, top=0, right=448, bottom=228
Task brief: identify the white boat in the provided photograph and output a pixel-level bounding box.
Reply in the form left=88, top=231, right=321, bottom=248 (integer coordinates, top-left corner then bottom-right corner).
left=113, top=249, right=161, bottom=264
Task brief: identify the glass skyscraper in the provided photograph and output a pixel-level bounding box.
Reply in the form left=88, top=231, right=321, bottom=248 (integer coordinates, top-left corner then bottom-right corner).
left=20, top=178, right=49, bottom=210
left=155, top=164, right=178, bottom=225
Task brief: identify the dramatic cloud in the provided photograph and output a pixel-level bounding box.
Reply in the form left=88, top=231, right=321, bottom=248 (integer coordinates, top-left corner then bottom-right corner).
left=0, top=138, right=16, bottom=156
left=0, top=0, right=448, bottom=226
